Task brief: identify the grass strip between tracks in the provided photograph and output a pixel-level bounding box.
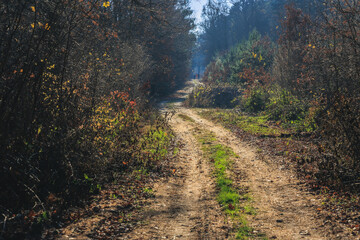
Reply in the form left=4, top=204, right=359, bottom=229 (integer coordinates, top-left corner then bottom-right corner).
left=192, top=126, right=267, bottom=240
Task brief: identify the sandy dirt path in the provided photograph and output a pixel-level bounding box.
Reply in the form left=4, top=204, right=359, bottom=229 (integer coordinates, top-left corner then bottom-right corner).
left=125, top=106, right=230, bottom=239
left=178, top=107, right=331, bottom=239
left=141, top=77, right=345, bottom=239
left=127, top=80, right=338, bottom=239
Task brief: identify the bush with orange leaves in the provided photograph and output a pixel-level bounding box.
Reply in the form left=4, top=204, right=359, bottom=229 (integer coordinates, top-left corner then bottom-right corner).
left=78, top=91, right=140, bottom=171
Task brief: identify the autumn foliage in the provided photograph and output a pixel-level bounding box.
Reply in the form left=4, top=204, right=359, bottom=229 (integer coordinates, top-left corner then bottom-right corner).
left=277, top=2, right=360, bottom=183
left=0, top=0, right=194, bottom=237
left=192, top=0, right=360, bottom=190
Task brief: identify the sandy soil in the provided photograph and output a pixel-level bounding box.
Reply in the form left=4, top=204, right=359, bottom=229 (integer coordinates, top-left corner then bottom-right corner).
left=129, top=80, right=341, bottom=239
left=125, top=109, right=230, bottom=239
left=178, top=107, right=330, bottom=239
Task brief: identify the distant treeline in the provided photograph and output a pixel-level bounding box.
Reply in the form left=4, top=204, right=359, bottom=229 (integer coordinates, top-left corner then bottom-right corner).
left=199, top=0, right=322, bottom=64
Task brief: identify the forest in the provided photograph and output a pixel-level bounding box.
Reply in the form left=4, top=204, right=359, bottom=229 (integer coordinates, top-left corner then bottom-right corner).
left=1, top=0, right=360, bottom=239
left=190, top=0, right=360, bottom=189
left=0, top=0, right=194, bottom=238
left=189, top=0, right=360, bottom=237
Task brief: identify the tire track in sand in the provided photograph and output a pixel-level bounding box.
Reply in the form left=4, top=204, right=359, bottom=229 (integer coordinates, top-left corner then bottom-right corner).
left=124, top=108, right=230, bottom=239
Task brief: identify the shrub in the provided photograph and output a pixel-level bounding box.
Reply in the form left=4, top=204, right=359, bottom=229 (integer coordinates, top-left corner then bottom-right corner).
left=242, top=87, right=269, bottom=113
left=266, top=89, right=308, bottom=123
left=317, top=94, right=360, bottom=175
left=84, top=91, right=140, bottom=167
left=185, top=85, right=241, bottom=108
left=138, top=127, right=173, bottom=168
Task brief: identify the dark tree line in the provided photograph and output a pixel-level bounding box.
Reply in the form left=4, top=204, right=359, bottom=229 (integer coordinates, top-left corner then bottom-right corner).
left=199, top=0, right=318, bottom=64
left=0, top=0, right=195, bottom=235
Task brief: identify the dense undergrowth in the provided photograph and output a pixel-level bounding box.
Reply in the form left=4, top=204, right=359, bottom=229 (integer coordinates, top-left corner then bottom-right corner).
left=188, top=1, right=360, bottom=234
left=0, top=0, right=194, bottom=238
left=1, top=106, right=177, bottom=239
left=188, top=2, right=360, bottom=192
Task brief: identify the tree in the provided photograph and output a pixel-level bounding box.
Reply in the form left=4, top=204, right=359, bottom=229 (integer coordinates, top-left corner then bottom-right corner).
left=0, top=0, right=195, bottom=228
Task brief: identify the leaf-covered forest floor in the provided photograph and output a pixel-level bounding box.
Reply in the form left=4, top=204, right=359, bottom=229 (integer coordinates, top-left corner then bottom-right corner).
left=45, top=80, right=358, bottom=239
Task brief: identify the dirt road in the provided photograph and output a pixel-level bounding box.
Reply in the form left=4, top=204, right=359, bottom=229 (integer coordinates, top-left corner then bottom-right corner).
left=171, top=108, right=329, bottom=239
left=125, top=81, right=340, bottom=240
left=125, top=108, right=230, bottom=239
left=58, top=81, right=344, bottom=239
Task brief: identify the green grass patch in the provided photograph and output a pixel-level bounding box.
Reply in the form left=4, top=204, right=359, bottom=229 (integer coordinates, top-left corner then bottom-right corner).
left=194, top=129, right=266, bottom=239
left=198, top=109, right=288, bottom=137
left=178, top=113, right=195, bottom=123
left=138, top=126, right=174, bottom=168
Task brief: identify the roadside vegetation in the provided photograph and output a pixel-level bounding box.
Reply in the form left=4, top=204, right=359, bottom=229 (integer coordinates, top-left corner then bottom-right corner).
left=188, top=0, right=360, bottom=235
left=190, top=0, right=360, bottom=192
left=0, top=0, right=194, bottom=238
